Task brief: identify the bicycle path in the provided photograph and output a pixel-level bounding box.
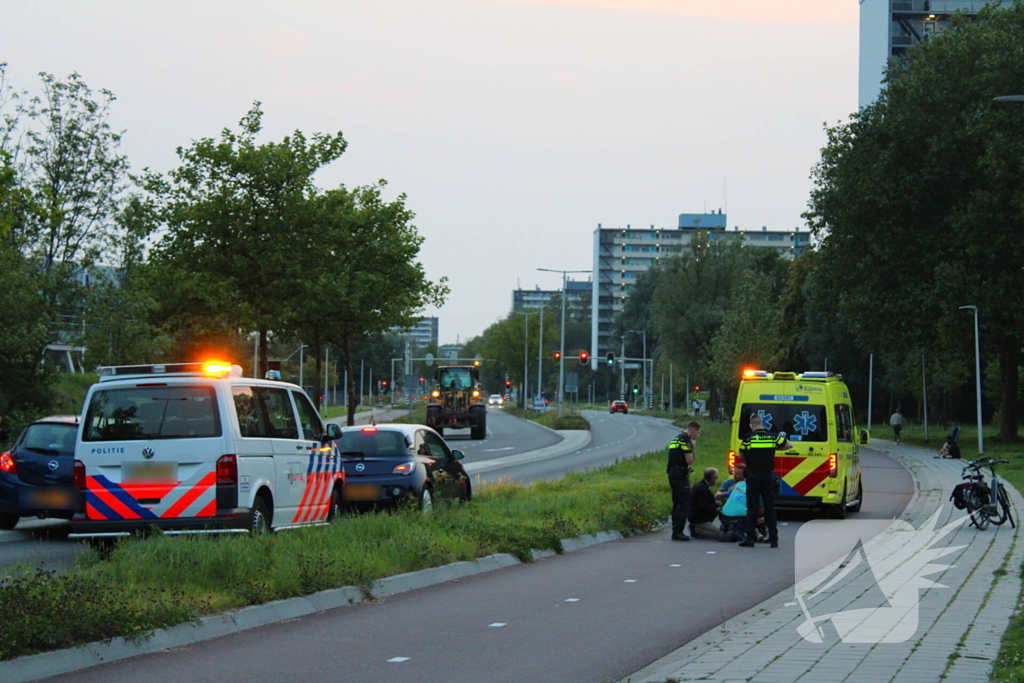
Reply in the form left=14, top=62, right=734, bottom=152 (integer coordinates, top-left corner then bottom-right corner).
left=624, top=441, right=1024, bottom=683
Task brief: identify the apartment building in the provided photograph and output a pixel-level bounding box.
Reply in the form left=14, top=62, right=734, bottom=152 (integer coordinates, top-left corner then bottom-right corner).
left=859, top=0, right=985, bottom=108
left=590, top=213, right=809, bottom=362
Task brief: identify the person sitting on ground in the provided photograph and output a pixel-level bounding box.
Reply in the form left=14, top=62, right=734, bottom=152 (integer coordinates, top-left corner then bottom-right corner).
left=935, top=434, right=961, bottom=459
left=718, top=463, right=749, bottom=542
left=688, top=467, right=720, bottom=539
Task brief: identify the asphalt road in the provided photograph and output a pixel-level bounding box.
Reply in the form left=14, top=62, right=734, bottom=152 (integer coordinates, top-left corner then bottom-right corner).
left=35, top=437, right=913, bottom=683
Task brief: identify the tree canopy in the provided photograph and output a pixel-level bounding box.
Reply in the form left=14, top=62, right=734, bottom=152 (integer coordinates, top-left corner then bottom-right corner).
left=805, top=2, right=1024, bottom=439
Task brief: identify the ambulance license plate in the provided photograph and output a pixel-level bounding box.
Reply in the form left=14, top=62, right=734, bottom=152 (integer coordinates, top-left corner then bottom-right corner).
left=343, top=484, right=380, bottom=501
left=123, top=462, right=178, bottom=483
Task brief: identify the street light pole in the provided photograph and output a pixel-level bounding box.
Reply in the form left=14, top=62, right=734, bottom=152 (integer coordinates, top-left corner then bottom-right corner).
left=514, top=310, right=535, bottom=409
left=538, top=267, right=591, bottom=417
left=960, top=305, right=984, bottom=455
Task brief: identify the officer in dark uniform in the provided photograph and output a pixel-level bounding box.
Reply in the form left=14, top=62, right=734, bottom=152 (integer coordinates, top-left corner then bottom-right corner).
left=738, top=414, right=792, bottom=548
left=667, top=420, right=701, bottom=541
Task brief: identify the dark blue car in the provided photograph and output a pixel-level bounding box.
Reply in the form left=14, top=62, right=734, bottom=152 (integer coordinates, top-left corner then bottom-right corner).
left=337, top=424, right=470, bottom=511
left=0, top=416, right=79, bottom=529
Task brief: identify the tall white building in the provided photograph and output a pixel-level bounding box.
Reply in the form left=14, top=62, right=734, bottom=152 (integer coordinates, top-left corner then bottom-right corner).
left=589, top=213, right=809, bottom=364
left=859, top=0, right=986, bottom=108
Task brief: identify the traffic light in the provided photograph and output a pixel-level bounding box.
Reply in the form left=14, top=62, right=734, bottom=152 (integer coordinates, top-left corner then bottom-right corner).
left=553, top=351, right=561, bottom=360
left=632, top=383, right=639, bottom=394
left=505, top=380, right=511, bottom=388
left=381, top=380, right=389, bottom=394
left=693, top=385, right=700, bottom=391
left=606, top=352, right=615, bottom=367
left=578, top=350, right=589, bottom=365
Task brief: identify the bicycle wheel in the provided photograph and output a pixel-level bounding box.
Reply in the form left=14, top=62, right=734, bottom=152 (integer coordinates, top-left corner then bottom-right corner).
left=997, top=483, right=1016, bottom=529
left=968, top=490, right=990, bottom=530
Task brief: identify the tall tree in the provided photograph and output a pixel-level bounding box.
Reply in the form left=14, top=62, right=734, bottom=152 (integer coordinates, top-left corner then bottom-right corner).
left=283, top=183, right=448, bottom=424
left=805, top=3, right=1024, bottom=440
left=149, top=103, right=347, bottom=373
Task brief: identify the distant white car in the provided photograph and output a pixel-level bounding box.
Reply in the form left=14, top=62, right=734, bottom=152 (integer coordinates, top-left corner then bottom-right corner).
left=488, top=394, right=504, bottom=406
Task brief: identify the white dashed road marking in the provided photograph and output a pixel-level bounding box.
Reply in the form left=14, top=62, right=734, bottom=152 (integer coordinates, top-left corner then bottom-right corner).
left=564, top=598, right=580, bottom=602
left=624, top=579, right=637, bottom=583
left=388, top=657, right=410, bottom=663
left=489, top=623, right=507, bottom=628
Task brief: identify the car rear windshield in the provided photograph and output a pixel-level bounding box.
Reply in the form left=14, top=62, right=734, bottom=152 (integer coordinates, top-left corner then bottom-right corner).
left=83, top=386, right=221, bottom=441
left=337, top=429, right=408, bottom=458
left=18, top=423, right=78, bottom=456
left=738, top=403, right=828, bottom=443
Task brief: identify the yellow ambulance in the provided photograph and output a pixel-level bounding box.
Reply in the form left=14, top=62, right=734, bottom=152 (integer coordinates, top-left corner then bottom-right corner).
left=727, top=370, right=868, bottom=519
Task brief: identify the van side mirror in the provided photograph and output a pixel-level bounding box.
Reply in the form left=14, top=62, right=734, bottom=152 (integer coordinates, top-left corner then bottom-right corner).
left=451, top=449, right=465, bottom=461
left=325, top=423, right=343, bottom=441
left=859, top=429, right=870, bottom=446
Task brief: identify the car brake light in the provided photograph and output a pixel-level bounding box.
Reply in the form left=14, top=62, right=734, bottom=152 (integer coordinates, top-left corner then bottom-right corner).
left=0, top=452, right=16, bottom=475
left=361, top=426, right=378, bottom=433
left=829, top=453, right=838, bottom=478
left=727, top=450, right=736, bottom=474
left=217, top=454, right=238, bottom=485
left=392, top=462, right=414, bottom=475
left=74, top=460, right=86, bottom=489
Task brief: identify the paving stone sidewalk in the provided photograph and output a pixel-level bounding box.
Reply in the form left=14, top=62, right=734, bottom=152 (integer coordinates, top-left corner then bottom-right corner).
left=625, top=441, right=1024, bottom=683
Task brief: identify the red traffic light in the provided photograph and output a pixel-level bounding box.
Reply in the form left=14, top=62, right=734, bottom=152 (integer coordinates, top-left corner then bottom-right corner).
left=505, top=380, right=511, bottom=387
left=693, top=385, right=700, bottom=391
left=579, top=351, right=589, bottom=365
left=553, top=352, right=562, bottom=360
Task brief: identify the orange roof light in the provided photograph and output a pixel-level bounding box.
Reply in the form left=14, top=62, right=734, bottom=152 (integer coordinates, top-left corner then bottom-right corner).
left=743, top=369, right=767, bottom=378
left=203, top=362, right=233, bottom=375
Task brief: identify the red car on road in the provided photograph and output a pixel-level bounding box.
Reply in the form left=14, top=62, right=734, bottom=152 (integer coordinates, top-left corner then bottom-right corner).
left=609, top=400, right=628, bottom=414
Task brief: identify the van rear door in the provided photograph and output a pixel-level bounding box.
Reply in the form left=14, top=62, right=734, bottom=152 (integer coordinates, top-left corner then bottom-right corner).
left=79, top=383, right=225, bottom=522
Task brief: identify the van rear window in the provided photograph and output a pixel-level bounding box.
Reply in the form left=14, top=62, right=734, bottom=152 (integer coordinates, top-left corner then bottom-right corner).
left=739, top=404, right=828, bottom=443
left=83, top=386, right=221, bottom=441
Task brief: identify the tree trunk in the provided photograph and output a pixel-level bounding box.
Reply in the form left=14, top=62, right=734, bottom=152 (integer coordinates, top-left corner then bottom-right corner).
left=259, top=328, right=269, bottom=378
left=345, top=327, right=357, bottom=426
left=311, top=327, right=323, bottom=412
left=998, top=333, right=1020, bottom=442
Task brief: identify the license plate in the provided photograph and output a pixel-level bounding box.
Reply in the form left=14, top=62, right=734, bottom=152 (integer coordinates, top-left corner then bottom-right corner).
left=343, top=483, right=381, bottom=501
left=28, top=487, right=74, bottom=508
left=122, top=461, right=178, bottom=483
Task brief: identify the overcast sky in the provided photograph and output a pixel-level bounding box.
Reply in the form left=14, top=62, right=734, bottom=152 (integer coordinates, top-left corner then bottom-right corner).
left=3, top=1, right=859, bottom=345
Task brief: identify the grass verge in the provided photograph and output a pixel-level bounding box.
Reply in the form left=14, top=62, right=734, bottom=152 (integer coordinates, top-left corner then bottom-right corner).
left=503, top=406, right=591, bottom=430
left=0, top=421, right=728, bottom=661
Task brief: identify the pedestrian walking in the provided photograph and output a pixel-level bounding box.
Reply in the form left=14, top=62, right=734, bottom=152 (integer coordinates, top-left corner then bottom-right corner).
left=667, top=420, right=701, bottom=541
left=890, top=408, right=905, bottom=444
left=738, top=414, right=792, bottom=548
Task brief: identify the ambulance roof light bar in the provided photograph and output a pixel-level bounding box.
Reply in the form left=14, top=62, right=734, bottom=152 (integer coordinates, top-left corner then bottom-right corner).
left=742, top=369, right=768, bottom=378
left=801, top=371, right=834, bottom=378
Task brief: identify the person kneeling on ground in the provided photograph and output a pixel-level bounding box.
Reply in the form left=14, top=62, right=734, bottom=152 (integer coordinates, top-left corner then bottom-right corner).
left=718, top=463, right=749, bottom=542
left=688, top=467, right=720, bottom=539
left=935, top=434, right=961, bottom=459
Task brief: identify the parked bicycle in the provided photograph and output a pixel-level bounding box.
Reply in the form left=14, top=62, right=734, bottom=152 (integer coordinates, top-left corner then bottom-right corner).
left=951, top=459, right=1015, bottom=530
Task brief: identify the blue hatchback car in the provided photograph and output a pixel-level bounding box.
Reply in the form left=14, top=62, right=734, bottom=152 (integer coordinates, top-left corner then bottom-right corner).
left=0, top=416, right=79, bottom=529
left=337, top=424, right=470, bottom=511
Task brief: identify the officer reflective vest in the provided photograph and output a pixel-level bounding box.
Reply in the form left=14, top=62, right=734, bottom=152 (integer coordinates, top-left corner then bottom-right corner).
left=667, top=433, right=694, bottom=472
left=740, top=429, right=787, bottom=472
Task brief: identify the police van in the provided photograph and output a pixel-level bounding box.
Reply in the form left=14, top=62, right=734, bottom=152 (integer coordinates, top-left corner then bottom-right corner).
left=727, top=370, right=868, bottom=519
left=71, top=362, right=344, bottom=536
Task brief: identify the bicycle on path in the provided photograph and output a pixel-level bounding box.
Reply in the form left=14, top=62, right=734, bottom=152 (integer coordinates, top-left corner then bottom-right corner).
left=951, top=459, right=1016, bottom=530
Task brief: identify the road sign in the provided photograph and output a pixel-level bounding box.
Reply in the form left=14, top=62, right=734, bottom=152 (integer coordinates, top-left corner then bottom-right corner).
left=623, top=362, right=641, bottom=369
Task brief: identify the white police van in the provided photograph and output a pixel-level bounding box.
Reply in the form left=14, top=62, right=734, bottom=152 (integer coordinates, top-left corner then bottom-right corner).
left=71, top=362, right=344, bottom=536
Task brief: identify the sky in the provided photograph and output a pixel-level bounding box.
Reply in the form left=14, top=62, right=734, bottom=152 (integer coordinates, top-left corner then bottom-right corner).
left=2, top=0, right=860, bottom=345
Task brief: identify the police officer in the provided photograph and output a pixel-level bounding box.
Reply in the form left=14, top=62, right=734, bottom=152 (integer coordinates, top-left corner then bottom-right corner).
left=667, top=420, right=701, bottom=541
left=738, top=414, right=792, bottom=548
